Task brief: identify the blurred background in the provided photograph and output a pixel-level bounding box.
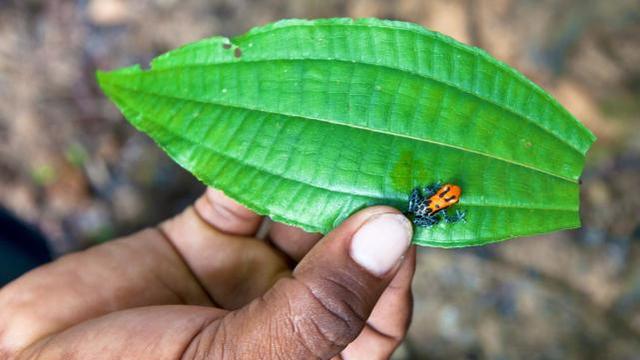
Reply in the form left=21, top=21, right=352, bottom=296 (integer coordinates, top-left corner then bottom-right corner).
left=1, top=0, right=639, bottom=358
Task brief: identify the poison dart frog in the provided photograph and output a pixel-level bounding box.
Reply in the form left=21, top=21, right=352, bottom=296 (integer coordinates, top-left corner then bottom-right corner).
left=407, top=182, right=466, bottom=227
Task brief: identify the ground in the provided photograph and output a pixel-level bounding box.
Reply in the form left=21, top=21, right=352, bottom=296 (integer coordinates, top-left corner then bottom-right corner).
left=1, top=0, right=639, bottom=358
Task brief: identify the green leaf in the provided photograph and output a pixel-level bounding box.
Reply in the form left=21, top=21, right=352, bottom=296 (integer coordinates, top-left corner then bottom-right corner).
left=97, top=18, right=596, bottom=248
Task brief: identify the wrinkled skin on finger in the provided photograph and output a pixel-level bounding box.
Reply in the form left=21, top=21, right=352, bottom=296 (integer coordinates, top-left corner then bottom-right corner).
left=0, top=188, right=416, bottom=359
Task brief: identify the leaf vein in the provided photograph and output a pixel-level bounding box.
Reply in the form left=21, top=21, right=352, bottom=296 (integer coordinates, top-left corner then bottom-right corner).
left=235, top=20, right=593, bottom=149
left=105, top=72, right=577, bottom=184
left=107, top=83, right=579, bottom=213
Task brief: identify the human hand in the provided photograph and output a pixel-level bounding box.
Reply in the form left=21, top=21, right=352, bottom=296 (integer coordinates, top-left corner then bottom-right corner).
left=0, top=188, right=416, bottom=359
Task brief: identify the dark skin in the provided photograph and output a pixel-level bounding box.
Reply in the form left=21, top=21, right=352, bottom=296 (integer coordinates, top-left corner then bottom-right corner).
left=0, top=188, right=416, bottom=359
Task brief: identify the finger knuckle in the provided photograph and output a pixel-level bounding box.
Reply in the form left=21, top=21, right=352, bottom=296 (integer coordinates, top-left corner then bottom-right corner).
left=0, top=317, right=36, bottom=360
left=287, top=280, right=367, bottom=355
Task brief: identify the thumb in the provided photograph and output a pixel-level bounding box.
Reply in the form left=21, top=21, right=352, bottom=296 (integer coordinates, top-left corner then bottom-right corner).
left=207, top=207, right=413, bottom=359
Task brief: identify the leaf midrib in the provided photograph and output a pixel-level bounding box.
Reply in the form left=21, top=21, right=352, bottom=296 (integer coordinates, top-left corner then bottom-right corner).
left=151, top=57, right=585, bottom=159
left=104, top=68, right=578, bottom=184
left=110, top=80, right=577, bottom=212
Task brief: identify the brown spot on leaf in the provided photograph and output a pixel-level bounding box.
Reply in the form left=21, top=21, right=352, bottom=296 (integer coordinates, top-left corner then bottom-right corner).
left=234, top=48, right=242, bottom=58
left=222, top=43, right=232, bottom=49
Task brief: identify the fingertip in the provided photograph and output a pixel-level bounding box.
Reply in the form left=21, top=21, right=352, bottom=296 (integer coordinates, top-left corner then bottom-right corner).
left=320, top=205, right=408, bottom=250
left=296, top=205, right=412, bottom=279
left=349, top=212, right=413, bottom=277
left=343, top=205, right=406, bottom=228
left=194, top=188, right=263, bottom=236
left=205, top=188, right=258, bottom=219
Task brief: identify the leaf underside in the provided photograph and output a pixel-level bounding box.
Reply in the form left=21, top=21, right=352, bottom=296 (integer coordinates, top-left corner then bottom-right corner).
left=97, top=18, right=596, bottom=248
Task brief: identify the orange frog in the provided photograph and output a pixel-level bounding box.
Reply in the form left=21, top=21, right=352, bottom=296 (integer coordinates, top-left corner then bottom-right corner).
left=407, top=182, right=466, bottom=227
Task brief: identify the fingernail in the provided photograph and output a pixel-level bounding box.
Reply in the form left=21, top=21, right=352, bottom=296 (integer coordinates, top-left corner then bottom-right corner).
left=350, top=213, right=413, bottom=276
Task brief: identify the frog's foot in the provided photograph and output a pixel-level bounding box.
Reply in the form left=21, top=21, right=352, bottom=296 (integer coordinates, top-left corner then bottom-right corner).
left=408, top=187, right=422, bottom=214
left=423, top=181, right=442, bottom=197
left=413, top=214, right=440, bottom=227
left=444, top=209, right=466, bottom=224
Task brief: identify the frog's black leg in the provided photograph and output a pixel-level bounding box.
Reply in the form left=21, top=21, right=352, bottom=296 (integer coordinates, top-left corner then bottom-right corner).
left=413, top=216, right=431, bottom=227
left=430, top=214, right=442, bottom=226
left=442, top=210, right=456, bottom=224
left=423, top=181, right=442, bottom=197
left=444, top=209, right=467, bottom=224
left=408, top=187, right=422, bottom=213
left=413, top=214, right=440, bottom=227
